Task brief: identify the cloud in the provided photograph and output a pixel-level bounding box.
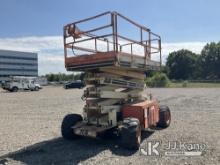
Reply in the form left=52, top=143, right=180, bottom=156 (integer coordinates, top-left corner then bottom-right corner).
left=0, top=36, right=207, bottom=75
left=154, top=42, right=206, bottom=63
left=0, top=36, right=65, bottom=75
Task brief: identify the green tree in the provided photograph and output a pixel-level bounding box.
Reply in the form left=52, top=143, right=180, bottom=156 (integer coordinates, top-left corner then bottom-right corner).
left=166, top=49, right=198, bottom=80
left=45, top=73, right=85, bottom=82
left=145, top=73, right=170, bottom=87
left=46, top=73, right=55, bottom=81
left=199, top=42, right=220, bottom=79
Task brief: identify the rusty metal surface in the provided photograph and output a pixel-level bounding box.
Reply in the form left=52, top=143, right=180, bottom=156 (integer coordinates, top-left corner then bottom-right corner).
left=66, top=51, right=116, bottom=67
left=63, top=11, right=162, bottom=71
left=122, top=100, right=159, bottom=129
left=66, top=51, right=160, bottom=71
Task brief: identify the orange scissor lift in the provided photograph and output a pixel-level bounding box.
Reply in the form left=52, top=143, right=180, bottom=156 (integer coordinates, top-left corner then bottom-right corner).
left=61, top=11, right=171, bottom=150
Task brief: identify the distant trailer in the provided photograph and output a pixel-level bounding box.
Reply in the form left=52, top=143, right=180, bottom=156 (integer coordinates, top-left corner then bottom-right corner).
left=35, top=77, right=48, bottom=86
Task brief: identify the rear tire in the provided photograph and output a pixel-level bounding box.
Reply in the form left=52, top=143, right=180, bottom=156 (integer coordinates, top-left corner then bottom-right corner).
left=61, top=114, right=82, bottom=140
left=12, top=87, right=18, bottom=92
left=157, top=105, right=171, bottom=128
left=120, top=118, right=141, bottom=150
left=35, top=87, right=39, bottom=91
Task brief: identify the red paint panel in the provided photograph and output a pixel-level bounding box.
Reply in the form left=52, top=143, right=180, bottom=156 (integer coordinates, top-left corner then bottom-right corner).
left=122, top=100, right=159, bottom=129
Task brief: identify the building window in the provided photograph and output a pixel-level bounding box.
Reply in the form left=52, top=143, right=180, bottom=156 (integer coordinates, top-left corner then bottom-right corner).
left=0, top=55, right=37, bottom=61
left=0, top=62, right=37, bottom=66
left=0, top=68, right=38, bottom=72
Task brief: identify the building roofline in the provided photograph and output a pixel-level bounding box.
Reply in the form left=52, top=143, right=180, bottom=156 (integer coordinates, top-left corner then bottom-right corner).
left=0, top=49, right=37, bottom=54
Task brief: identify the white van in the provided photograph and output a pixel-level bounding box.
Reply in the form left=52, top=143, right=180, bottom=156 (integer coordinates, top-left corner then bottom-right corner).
left=2, top=76, right=42, bottom=92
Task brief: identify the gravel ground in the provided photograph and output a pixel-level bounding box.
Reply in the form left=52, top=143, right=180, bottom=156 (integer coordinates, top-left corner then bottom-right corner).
left=0, top=86, right=219, bottom=165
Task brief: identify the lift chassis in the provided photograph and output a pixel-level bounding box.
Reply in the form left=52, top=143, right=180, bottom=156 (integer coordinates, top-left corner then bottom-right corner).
left=61, top=11, right=171, bottom=150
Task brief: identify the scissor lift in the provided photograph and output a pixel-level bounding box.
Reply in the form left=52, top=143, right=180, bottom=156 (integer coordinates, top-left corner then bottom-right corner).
left=61, top=11, right=171, bottom=150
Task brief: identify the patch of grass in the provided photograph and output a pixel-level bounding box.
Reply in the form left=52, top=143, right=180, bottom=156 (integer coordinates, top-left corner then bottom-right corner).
left=169, top=82, right=220, bottom=88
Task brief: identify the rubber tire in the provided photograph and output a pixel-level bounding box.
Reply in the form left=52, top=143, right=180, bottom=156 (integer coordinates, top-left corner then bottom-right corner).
left=35, top=87, right=39, bottom=91
left=157, top=105, right=171, bottom=128
left=12, top=87, right=18, bottom=92
left=61, top=114, right=82, bottom=140
left=120, top=118, right=141, bottom=150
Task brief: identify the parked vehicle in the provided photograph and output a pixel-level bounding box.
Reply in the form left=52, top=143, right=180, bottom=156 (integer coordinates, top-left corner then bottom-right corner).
left=2, top=76, right=42, bottom=92
left=63, top=80, right=85, bottom=89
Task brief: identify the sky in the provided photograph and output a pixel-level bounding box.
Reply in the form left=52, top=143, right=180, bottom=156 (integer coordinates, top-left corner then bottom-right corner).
left=0, top=0, right=219, bottom=75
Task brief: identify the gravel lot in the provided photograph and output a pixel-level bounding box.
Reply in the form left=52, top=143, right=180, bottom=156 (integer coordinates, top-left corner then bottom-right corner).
left=0, top=86, right=219, bottom=165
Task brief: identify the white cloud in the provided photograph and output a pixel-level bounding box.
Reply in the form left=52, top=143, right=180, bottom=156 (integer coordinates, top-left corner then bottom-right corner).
left=0, top=36, right=63, bottom=52
left=163, top=42, right=205, bottom=54
left=0, top=36, right=207, bottom=75
left=0, top=36, right=65, bottom=75
left=154, top=42, right=206, bottom=63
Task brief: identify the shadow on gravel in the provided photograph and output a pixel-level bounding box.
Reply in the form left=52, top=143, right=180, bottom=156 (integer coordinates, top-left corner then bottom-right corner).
left=0, top=132, right=154, bottom=165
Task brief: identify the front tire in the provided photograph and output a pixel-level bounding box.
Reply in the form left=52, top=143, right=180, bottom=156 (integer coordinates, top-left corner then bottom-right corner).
left=61, top=114, right=82, bottom=140
left=157, top=105, right=171, bottom=128
left=120, top=118, right=141, bottom=150
left=35, top=87, right=39, bottom=91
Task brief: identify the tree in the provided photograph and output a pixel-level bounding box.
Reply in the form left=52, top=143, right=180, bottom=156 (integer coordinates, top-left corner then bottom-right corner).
left=46, top=73, right=55, bottom=81
left=166, top=49, right=198, bottom=80
left=199, top=42, right=220, bottom=79
left=45, top=73, right=85, bottom=82
left=145, top=73, right=170, bottom=87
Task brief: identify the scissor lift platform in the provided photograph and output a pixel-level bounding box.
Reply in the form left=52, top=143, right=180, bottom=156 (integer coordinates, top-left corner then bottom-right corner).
left=61, top=11, right=171, bottom=150
left=66, top=51, right=160, bottom=71
left=64, top=11, right=162, bottom=72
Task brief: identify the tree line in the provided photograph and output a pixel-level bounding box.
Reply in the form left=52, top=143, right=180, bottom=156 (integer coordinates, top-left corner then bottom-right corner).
left=165, top=41, right=220, bottom=80
left=45, top=41, right=220, bottom=82
left=45, top=73, right=84, bottom=82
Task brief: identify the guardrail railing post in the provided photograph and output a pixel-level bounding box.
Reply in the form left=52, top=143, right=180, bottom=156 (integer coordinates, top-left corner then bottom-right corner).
left=159, top=38, right=162, bottom=70
left=95, top=38, right=97, bottom=52
left=111, top=13, right=116, bottom=52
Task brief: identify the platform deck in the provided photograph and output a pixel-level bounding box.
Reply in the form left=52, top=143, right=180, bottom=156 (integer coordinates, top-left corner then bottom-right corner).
left=65, top=51, right=160, bottom=71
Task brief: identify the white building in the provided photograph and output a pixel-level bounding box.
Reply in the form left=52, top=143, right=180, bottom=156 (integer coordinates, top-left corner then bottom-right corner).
left=0, top=49, right=38, bottom=82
